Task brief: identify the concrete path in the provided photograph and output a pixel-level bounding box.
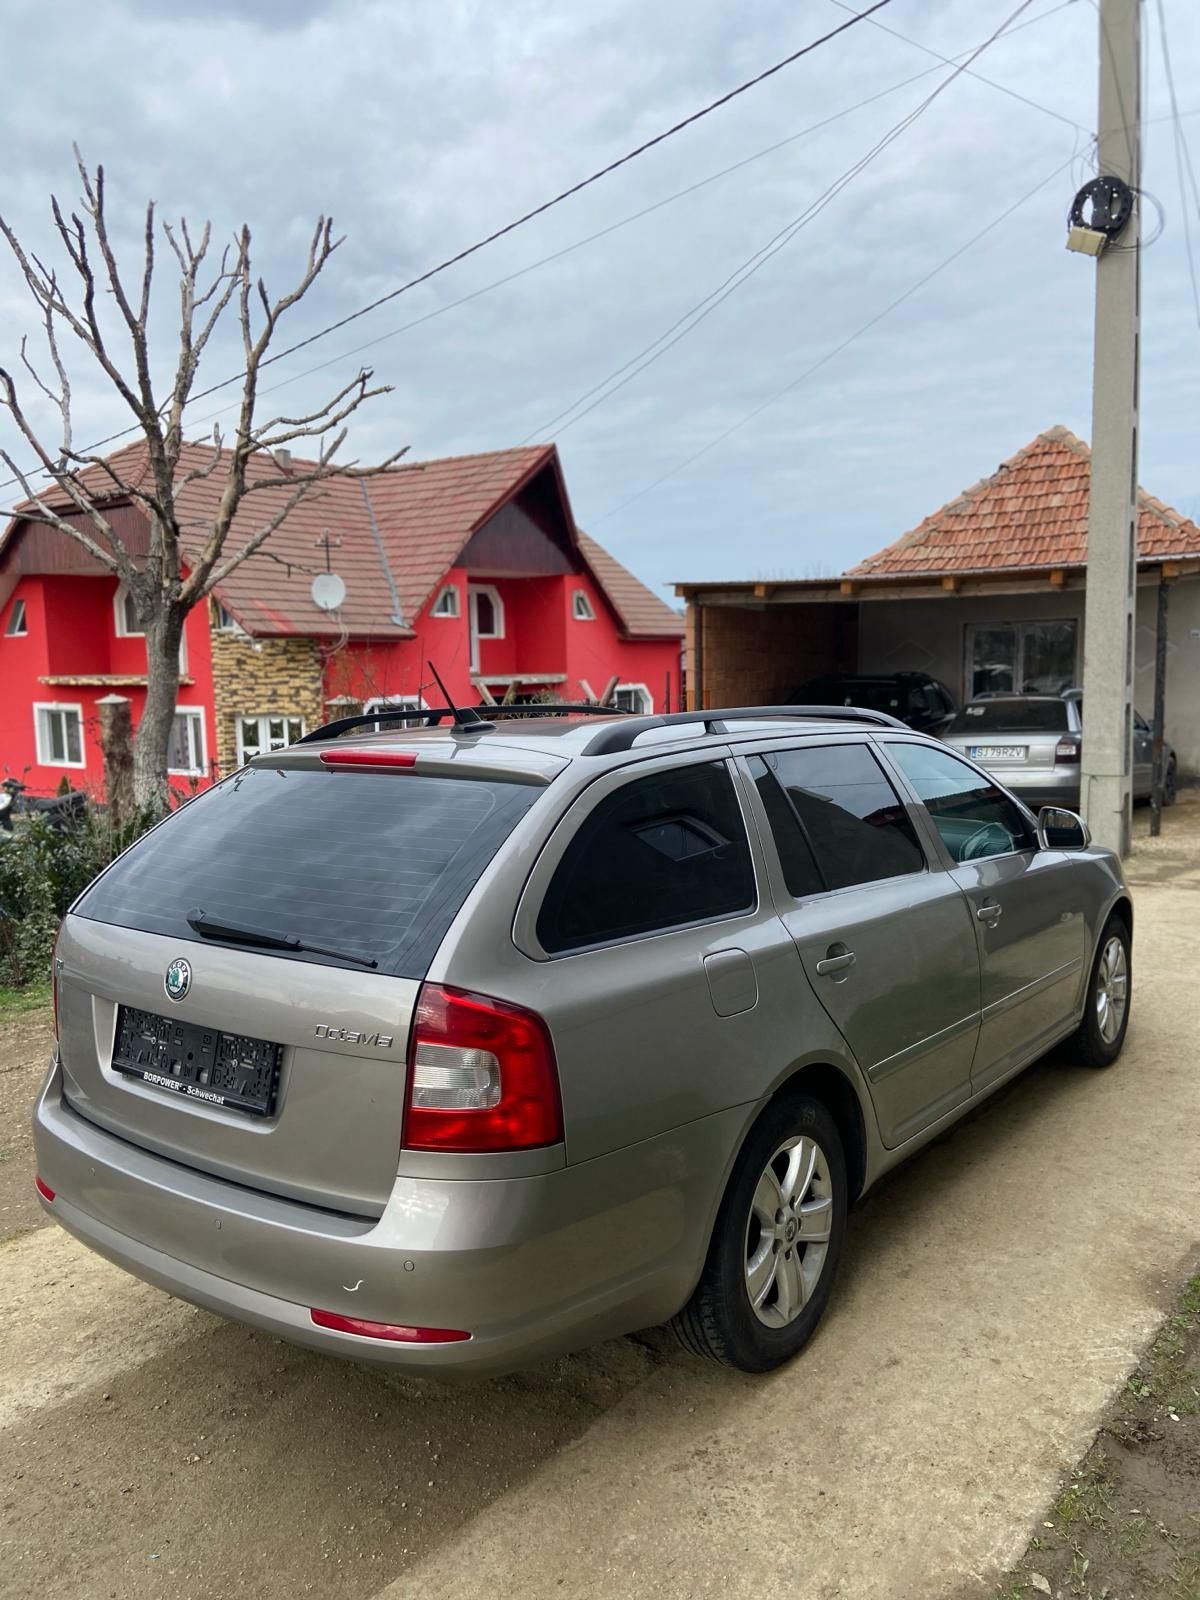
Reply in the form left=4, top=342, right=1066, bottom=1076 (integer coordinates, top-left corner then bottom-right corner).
left=2, top=834, right=1197, bottom=1600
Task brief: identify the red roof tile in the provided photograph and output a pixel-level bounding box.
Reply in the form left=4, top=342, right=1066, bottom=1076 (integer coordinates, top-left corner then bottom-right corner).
left=6, top=440, right=682, bottom=640
left=848, top=426, right=1200, bottom=579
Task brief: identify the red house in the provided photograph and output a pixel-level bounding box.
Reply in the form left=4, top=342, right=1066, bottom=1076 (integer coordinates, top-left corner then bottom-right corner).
left=0, top=441, right=683, bottom=796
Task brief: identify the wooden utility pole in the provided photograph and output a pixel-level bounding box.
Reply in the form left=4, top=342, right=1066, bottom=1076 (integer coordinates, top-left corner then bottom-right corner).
left=1079, top=0, right=1141, bottom=856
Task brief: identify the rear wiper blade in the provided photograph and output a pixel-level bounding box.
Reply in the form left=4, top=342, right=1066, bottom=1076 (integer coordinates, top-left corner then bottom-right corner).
left=186, top=907, right=378, bottom=969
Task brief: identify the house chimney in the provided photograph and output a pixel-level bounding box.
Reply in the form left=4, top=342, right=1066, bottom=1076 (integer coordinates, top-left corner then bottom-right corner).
left=273, top=448, right=293, bottom=473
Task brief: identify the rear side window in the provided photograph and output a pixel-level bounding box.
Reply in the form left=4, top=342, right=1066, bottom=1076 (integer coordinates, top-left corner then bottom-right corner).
left=537, top=761, right=754, bottom=954
left=74, top=766, right=539, bottom=979
left=949, top=699, right=1068, bottom=734
left=755, top=744, right=924, bottom=892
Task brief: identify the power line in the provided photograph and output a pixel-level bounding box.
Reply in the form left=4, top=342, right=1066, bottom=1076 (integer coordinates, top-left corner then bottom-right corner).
left=596, top=151, right=1077, bottom=523
left=827, top=0, right=1090, bottom=133
left=0, top=1, right=894, bottom=496
left=524, top=0, right=1040, bottom=443
left=1153, top=0, right=1200, bottom=330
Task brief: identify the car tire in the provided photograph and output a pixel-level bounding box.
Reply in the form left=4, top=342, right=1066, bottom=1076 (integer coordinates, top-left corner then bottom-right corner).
left=1164, top=758, right=1178, bottom=808
left=1069, top=913, right=1132, bottom=1069
left=671, top=1095, right=847, bottom=1372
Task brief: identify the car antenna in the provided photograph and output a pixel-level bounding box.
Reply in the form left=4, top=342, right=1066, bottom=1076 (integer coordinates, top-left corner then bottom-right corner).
left=427, top=659, right=495, bottom=734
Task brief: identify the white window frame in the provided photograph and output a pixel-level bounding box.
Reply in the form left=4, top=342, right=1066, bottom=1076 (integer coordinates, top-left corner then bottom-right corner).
left=113, top=582, right=143, bottom=637
left=614, top=683, right=654, bottom=714
left=236, top=713, right=307, bottom=767
left=467, top=584, right=505, bottom=673
left=431, top=584, right=460, bottom=619
left=33, top=701, right=86, bottom=768
left=5, top=597, right=27, bottom=637
left=363, top=694, right=428, bottom=729
left=213, top=601, right=244, bottom=635
left=571, top=589, right=596, bottom=621
left=167, top=707, right=207, bottom=776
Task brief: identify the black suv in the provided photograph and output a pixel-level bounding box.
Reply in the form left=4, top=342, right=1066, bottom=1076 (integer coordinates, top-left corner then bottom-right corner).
left=784, top=672, right=957, bottom=733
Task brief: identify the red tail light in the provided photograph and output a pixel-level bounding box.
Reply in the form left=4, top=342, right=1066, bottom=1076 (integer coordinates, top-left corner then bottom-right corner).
left=319, top=749, right=418, bottom=769
left=35, top=1176, right=55, bottom=1203
left=404, top=984, right=563, bottom=1153
left=1055, top=739, right=1081, bottom=766
left=310, top=1308, right=468, bottom=1344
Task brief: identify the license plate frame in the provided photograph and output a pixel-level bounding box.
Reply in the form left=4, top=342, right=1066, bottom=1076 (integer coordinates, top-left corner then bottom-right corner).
left=969, top=744, right=1026, bottom=761
left=112, top=1005, right=282, bottom=1117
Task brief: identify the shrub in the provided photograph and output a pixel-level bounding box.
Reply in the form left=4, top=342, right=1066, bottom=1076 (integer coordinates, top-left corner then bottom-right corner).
left=0, top=806, right=162, bottom=987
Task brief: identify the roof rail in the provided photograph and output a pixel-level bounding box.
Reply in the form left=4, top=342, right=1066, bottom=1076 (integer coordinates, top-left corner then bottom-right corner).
left=581, top=704, right=908, bottom=757
left=296, top=702, right=630, bottom=745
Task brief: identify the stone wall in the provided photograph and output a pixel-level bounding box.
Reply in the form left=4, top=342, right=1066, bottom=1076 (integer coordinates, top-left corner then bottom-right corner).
left=209, top=629, right=325, bottom=773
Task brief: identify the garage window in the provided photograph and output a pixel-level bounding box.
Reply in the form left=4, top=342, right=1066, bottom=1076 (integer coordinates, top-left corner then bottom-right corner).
left=537, top=762, right=754, bottom=953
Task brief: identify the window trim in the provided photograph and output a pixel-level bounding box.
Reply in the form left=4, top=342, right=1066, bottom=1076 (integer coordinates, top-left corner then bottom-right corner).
left=362, top=694, right=427, bottom=728
left=113, top=582, right=143, bottom=638
left=614, top=682, right=654, bottom=714
left=235, top=713, right=307, bottom=767
left=874, top=736, right=1038, bottom=869
left=513, top=750, right=760, bottom=961
left=571, top=589, right=596, bottom=621
left=33, top=701, right=86, bottom=769
left=213, top=600, right=244, bottom=635
left=5, top=597, right=27, bottom=637
left=431, top=584, right=461, bottom=619
left=468, top=584, right=505, bottom=639
left=167, top=707, right=207, bottom=777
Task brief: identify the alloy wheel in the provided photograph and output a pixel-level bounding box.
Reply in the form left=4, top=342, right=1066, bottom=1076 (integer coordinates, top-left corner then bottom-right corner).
left=744, top=1135, right=833, bottom=1328
left=1096, top=935, right=1129, bottom=1045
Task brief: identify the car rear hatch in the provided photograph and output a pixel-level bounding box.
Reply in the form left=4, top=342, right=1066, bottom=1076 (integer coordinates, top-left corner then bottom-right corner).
left=56, top=740, right=556, bottom=1216
left=944, top=698, right=1073, bottom=776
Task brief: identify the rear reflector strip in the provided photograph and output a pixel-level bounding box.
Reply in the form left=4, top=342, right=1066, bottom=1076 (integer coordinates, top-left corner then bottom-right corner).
left=309, top=1308, right=470, bottom=1344
left=319, top=749, right=418, bottom=769
left=34, top=1176, right=55, bottom=1202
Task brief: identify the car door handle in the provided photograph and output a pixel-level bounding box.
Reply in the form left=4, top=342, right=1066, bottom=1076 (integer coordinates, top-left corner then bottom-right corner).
left=815, top=950, right=856, bottom=976
left=976, top=902, right=1002, bottom=924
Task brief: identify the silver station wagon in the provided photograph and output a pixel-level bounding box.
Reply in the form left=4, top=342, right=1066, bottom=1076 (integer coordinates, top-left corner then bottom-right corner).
left=34, top=703, right=1132, bottom=1376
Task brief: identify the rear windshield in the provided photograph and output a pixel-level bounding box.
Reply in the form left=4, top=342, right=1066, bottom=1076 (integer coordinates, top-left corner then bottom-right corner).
left=948, top=699, right=1069, bottom=734
left=74, top=766, right=540, bottom=978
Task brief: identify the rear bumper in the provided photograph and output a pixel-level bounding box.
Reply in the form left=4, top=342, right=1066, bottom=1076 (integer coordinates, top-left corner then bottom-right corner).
left=33, top=1059, right=741, bottom=1378
left=998, top=768, right=1080, bottom=811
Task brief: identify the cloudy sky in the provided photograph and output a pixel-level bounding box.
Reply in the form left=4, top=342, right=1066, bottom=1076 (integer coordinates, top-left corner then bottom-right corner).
left=1, top=0, right=1196, bottom=599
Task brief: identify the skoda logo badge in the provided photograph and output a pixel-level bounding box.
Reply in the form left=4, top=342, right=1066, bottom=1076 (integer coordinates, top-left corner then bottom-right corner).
left=164, top=958, right=192, bottom=1003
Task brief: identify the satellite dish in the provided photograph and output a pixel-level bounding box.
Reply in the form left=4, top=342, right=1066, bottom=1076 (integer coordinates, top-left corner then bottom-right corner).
left=311, top=572, right=346, bottom=612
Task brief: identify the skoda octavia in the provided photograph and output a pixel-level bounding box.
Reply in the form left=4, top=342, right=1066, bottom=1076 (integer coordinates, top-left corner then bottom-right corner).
left=33, top=704, right=1132, bottom=1375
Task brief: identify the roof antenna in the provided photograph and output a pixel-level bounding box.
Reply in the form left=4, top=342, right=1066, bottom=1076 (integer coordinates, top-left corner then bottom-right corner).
left=427, top=659, right=494, bottom=735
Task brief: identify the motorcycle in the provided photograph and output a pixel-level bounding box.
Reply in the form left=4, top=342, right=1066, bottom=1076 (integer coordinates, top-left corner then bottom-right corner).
left=0, top=776, right=89, bottom=835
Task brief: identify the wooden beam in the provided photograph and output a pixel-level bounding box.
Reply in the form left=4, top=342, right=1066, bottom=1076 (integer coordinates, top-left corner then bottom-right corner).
left=941, top=575, right=959, bottom=593
left=839, top=579, right=859, bottom=596
left=1162, top=561, right=1181, bottom=579
left=1048, top=568, right=1066, bottom=587
left=753, top=581, right=773, bottom=599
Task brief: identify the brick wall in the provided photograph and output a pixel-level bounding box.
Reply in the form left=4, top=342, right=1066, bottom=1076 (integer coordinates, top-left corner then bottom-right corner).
left=688, top=601, right=858, bottom=708
left=209, top=629, right=325, bottom=773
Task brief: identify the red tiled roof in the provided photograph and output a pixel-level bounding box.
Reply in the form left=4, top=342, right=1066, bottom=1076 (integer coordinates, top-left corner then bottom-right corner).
left=6, top=440, right=682, bottom=640
left=848, top=426, right=1200, bottom=579
left=576, top=530, right=682, bottom=638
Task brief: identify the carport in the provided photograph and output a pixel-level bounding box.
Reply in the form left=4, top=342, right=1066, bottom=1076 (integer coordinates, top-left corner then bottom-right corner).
left=675, top=426, right=1200, bottom=779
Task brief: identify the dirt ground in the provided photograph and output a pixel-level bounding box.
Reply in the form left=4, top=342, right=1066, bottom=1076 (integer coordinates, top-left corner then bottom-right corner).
left=1, top=797, right=1198, bottom=1600
left=966, top=1273, right=1200, bottom=1600
left=0, top=987, right=53, bottom=1241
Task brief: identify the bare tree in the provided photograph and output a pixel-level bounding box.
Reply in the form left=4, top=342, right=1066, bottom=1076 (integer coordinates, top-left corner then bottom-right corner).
left=0, top=148, right=402, bottom=808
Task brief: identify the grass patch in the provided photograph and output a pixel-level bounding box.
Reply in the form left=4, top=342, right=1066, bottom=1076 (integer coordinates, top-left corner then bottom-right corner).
left=1172, top=1555, right=1200, bottom=1600
left=1050, top=1457, right=1113, bottom=1530
left=0, top=982, right=51, bottom=1017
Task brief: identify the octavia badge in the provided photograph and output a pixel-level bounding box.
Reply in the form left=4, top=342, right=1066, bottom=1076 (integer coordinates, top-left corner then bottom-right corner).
left=164, top=958, right=192, bottom=1002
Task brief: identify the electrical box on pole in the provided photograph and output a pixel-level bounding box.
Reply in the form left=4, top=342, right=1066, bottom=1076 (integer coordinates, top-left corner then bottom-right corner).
left=1076, top=0, right=1141, bottom=856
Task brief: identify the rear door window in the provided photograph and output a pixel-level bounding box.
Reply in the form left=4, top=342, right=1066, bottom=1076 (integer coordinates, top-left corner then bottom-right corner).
left=74, top=766, right=540, bottom=978
left=752, top=743, right=925, bottom=893
left=536, top=761, right=755, bottom=954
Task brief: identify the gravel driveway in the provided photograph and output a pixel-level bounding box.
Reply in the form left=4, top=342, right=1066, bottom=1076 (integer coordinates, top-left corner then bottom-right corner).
left=3, top=801, right=1198, bottom=1600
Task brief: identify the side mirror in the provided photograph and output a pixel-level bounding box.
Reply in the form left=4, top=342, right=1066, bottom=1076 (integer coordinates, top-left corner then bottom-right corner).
left=1037, top=806, right=1090, bottom=850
